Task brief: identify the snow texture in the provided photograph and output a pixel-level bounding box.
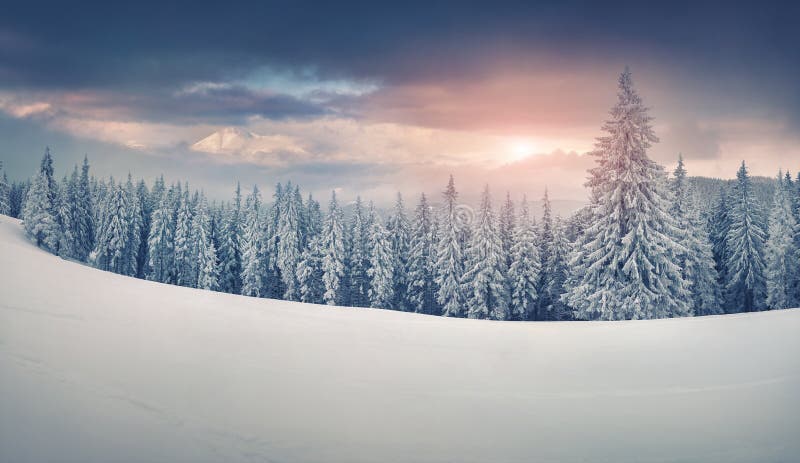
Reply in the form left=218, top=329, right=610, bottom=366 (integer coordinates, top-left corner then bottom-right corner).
left=1, top=214, right=799, bottom=463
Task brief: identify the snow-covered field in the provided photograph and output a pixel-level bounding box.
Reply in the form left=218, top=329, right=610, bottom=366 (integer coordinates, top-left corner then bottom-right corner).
left=1, top=214, right=798, bottom=463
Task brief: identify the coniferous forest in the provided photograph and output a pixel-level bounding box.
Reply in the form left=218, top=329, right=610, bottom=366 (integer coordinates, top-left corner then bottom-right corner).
left=3, top=70, right=799, bottom=320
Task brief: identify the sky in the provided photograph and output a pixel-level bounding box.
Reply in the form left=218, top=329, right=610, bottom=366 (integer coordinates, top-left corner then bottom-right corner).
left=1, top=0, right=798, bottom=205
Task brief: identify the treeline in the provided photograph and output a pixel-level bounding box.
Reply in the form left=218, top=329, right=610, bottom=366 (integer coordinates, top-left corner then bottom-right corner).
left=2, top=69, right=798, bottom=320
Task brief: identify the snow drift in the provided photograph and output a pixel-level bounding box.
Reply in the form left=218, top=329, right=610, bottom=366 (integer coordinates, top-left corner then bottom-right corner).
left=0, top=214, right=798, bottom=463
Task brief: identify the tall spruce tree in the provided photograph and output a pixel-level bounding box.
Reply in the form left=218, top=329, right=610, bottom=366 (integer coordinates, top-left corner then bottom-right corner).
left=297, top=235, right=325, bottom=304
left=321, top=191, right=346, bottom=305
left=23, top=148, right=61, bottom=252
left=725, top=161, right=767, bottom=312
left=535, top=188, right=555, bottom=320
left=277, top=184, right=303, bottom=300
left=193, top=194, right=220, bottom=291
left=90, top=182, right=130, bottom=274
left=146, top=185, right=175, bottom=283
left=218, top=183, right=242, bottom=294
left=563, top=69, right=691, bottom=320
left=368, top=217, right=394, bottom=308
left=347, top=197, right=370, bottom=307
left=240, top=185, right=264, bottom=297
left=0, top=168, right=10, bottom=216
left=173, top=185, right=195, bottom=287
left=463, top=185, right=508, bottom=320
left=386, top=193, right=411, bottom=310
left=670, top=156, right=722, bottom=315
left=407, top=193, right=439, bottom=314
left=765, top=171, right=798, bottom=309
left=508, top=195, right=540, bottom=320
left=435, top=175, right=465, bottom=317
left=544, top=216, right=571, bottom=320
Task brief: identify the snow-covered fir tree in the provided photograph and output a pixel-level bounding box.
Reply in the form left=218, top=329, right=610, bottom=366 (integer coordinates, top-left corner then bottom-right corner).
left=305, top=194, right=323, bottom=242
left=90, top=182, right=130, bottom=274
left=72, top=157, right=94, bottom=260
left=725, top=161, right=767, bottom=312
left=764, top=171, right=798, bottom=310
left=386, top=193, right=410, bottom=310
left=218, top=183, right=242, bottom=294
left=277, top=184, right=303, bottom=300
left=134, top=179, right=151, bottom=278
left=122, top=175, right=143, bottom=277
left=347, top=196, right=370, bottom=307
left=321, top=191, right=346, bottom=305
left=435, top=175, right=465, bottom=317
left=56, top=174, right=76, bottom=258
left=23, top=148, right=61, bottom=253
left=507, top=195, right=540, bottom=320
left=146, top=185, right=175, bottom=283
left=261, top=183, right=284, bottom=299
left=499, top=192, right=516, bottom=276
left=193, top=194, right=220, bottom=291
left=367, top=217, right=394, bottom=308
left=240, top=185, right=264, bottom=297
left=173, top=184, right=195, bottom=287
left=709, top=188, right=731, bottom=290
left=563, top=68, right=691, bottom=320
left=669, top=156, right=722, bottom=316
left=543, top=216, right=571, bottom=320
left=0, top=170, right=11, bottom=216
left=407, top=193, right=439, bottom=314
left=462, top=185, right=509, bottom=320
left=535, top=188, right=555, bottom=320
left=296, top=234, right=325, bottom=304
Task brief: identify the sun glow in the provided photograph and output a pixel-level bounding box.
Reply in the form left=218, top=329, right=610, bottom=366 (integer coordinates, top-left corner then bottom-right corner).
left=507, top=138, right=536, bottom=161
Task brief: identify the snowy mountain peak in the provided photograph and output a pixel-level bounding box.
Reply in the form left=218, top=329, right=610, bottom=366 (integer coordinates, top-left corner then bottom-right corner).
left=190, top=127, right=307, bottom=165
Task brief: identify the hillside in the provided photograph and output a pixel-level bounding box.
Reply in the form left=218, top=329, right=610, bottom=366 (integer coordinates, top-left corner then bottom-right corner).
left=0, top=214, right=798, bottom=463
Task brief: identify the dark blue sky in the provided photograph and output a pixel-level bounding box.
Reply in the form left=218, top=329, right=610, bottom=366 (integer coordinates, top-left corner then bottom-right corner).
left=1, top=1, right=798, bottom=202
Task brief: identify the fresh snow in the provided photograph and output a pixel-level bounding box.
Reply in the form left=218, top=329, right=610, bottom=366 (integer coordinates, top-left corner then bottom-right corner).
left=0, top=214, right=799, bottom=463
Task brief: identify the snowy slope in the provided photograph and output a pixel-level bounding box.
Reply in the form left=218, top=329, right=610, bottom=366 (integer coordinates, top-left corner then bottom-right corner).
left=0, top=214, right=798, bottom=463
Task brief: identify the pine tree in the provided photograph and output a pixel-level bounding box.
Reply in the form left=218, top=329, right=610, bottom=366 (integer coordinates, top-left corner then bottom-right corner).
left=535, top=188, right=555, bottom=320
left=297, top=235, right=325, bottom=304
left=386, top=193, right=411, bottom=310
left=240, top=185, right=264, bottom=297
left=543, top=216, right=571, bottom=320
left=0, top=169, right=11, bottom=216
left=347, top=196, right=370, bottom=307
left=23, top=148, right=61, bottom=253
left=507, top=196, right=540, bottom=320
left=277, top=184, right=303, bottom=300
left=368, top=217, right=394, bottom=308
left=765, top=171, right=798, bottom=310
left=122, top=175, right=143, bottom=277
left=135, top=179, right=151, bottom=277
left=146, top=185, right=175, bottom=283
left=725, top=161, right=767, bottom=312
left=435, top=175, right=465, bottom=317
left=90, top=183, right=129, bottom=274
left=670, top=156, right=722, bottom=316
left=218, top=183, right=242, bottom=294
left=73, top=157, right=94, bottom=260
left=193, top=194, right=220, bottom=291
left=321, top=191, right=346, bottom=305
left=462, top=185, right=508, bottom=320
left=563, top=69, right=691, bottom=320
left=173, top=185, right=195, bottom=287
left=262, top=183, right=285, bottom=298
left=709, top=188, right=731, bottom=290
left=407, top=193, right=439, bottom=314
left=56, top=174, right=76, bottom=258
left=499, top=192, right=516, bottom=275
